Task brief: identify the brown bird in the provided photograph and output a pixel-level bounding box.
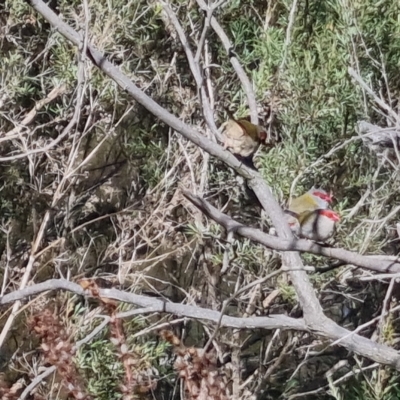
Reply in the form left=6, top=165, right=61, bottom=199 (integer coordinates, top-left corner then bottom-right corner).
left=297, top=209, right=340, bottom=242
left=221, top=119, right=267, bottom=168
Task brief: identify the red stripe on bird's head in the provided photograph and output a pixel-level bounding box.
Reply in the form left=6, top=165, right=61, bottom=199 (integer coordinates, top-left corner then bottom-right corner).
left=311, top=189, right=333, bottom=202
left=319, top=209, right=340, bottom=221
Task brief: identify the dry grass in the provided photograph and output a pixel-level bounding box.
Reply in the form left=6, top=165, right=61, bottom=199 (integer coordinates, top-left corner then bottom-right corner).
left=1, top=0, right=400, bottom=399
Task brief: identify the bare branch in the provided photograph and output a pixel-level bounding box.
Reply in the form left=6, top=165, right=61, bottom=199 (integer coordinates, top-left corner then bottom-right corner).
left=195, top=0, right=227, bottom=63
left=279, top=0, right=299, bottom=71
left=204, top=268, right=285, bottom=351
left=358, top=120, right=400, bottom=150
left=160, top=2, right=222, bottom=141
left=17, top=366, right=57, bottom=400
left=0, top=278, right=306, bottom=331
left=182, top=190, right=400, bottom=273
left=2, top=85, right=66, bottom=141
left=348, top=67, right=400, bottom=125
left=195, top=0, right=259, bottom=124
left=2, top=278, right=400, bottom=369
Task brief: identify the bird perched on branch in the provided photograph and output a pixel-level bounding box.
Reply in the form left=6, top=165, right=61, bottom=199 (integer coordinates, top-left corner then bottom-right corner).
left=284, top=188, right=335, bottom=241
left=221, top=119, right=268, bottom=168
left=296, top=209, right=340, bottom=242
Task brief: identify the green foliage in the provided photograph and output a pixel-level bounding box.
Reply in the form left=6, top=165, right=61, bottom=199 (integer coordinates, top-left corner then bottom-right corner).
left=223, top=0, right=400, bottom=258
left=185, top=221, right=223, bottom=239
left=123, top=122, right=167, bottom=188
left=75, top=314, right=173, bottom=400
left=231, top=239, right=269, bottom=273
left=278, top=281, right=296, bottom=304
left=332, top=368, right=400, bottom=400
left=77, top=338, right=124, bottom=400
left=5, top=0, right=31, bottom=20
left=3, top=0, right=400, bottom=398
left=214, top=0, right=400, bottom=394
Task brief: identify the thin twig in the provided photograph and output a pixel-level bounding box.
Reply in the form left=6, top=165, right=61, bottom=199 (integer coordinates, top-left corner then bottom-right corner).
left=3, top=85, right=66, bottom=139
left=161, top=2, right=222, bottom=141
left=203, top=268, right=289, bottom=351
left=17, top=366, right=57, bottom=400
left=287, top=363, right=379, bottom=399
left=348, top=67, right=400, bottom=125
left=377, top=277, right=396, bottom=343
left=279, top=0, right=298, bottom=71
left=195, top=0, right=259, bottom=124
left=0, top=278, right=307, bottom=330
left=289, top=126, right=386, bottom=201
left=194, top=0, right=227, bottom=63
left=221, top=231, right=234, bottom=274
left=0, top=20, right=87, bottom=351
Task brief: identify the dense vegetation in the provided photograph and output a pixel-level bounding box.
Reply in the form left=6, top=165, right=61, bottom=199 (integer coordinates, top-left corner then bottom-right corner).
left=1, top=0, right=400, bottom=398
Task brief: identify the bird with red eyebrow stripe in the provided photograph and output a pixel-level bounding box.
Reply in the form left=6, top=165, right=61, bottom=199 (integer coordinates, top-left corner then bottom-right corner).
left=284, top=187, right=333, bottom=234
left=287, top=187, right=332, bottom=215
left=296, top=209, right=340, bottom=242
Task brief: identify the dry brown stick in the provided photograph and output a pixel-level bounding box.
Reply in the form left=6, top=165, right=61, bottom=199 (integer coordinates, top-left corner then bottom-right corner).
left=182, top=190, right=400, bottom=273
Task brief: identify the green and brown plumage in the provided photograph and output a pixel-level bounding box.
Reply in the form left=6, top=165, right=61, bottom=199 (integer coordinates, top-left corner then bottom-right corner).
left=287, top=188, right=332, bottom=215
left=221, top=119, right=267, bottom=159
left=284, top=188, right=334, bottom=239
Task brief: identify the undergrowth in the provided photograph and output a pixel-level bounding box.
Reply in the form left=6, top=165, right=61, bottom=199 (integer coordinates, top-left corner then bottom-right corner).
left=1, top=0, right=400, bottom=398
